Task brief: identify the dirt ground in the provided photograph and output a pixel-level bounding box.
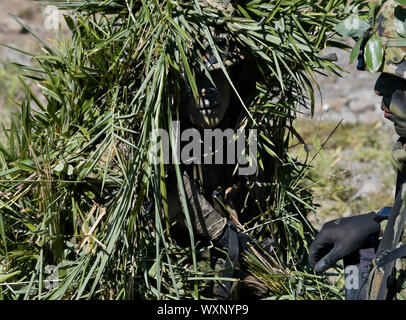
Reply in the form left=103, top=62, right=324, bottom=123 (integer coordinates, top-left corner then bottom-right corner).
left=0, top=0, right=57, bottom=121
left=298, top=44, right=398, bottom=228
left=0, top=0, right=54, bottom=62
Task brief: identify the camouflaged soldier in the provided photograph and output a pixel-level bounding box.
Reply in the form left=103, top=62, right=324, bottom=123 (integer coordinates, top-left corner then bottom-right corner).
left=164, top=1, right=274, bottom=300
left=309, top=0, right=406, bottom=299
left=374, top=0, right=406, bottom=165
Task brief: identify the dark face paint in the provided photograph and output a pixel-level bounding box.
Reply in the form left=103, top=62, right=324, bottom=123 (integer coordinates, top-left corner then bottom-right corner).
left=374, top=73, right=406, bottom=136
left=180, top=69, right=232, bottom=129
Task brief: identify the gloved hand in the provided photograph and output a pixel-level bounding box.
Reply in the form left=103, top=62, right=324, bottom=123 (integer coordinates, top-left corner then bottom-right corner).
left=213, top=222, right=250, bottom=299
left=213, top=222, right=276, bottom=299
left=309, top=212, right=381, bottom=273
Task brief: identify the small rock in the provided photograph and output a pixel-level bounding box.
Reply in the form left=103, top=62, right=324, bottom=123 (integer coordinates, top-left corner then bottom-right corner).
left=349, top=101, right=377, bottom=113
left=0, top=12, right=24, bottom=33
left=325, top=98, right=350, bottom=112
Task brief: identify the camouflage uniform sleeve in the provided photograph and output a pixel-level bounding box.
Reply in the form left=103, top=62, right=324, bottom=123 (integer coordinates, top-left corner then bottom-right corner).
left=166, top=168, right=228, bottom=241
left=392, top=137, right=406, bottom=173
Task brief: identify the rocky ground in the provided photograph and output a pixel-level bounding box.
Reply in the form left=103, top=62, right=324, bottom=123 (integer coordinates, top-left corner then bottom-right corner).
left=0, top=0, right=56, bottom=54
left=0, top=0, right=399, bottom=229
left=0, top=0, right=63, bottom=69
left=0, top=0, right=56, bottom=121
left=298, top=44, right=398, bottom=228
left=311, top=45, right=385, bottom=126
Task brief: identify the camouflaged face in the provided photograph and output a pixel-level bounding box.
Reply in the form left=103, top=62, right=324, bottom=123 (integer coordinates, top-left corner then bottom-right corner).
left=193, top=2, right=243, bottom=70
left=376, top=0, right=406, bottom=79
left=201, top=28, right=244, bottom=71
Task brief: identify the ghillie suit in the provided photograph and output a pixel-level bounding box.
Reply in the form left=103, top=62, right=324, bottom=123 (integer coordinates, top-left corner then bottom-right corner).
left=0, top=0, right=354, bottom=300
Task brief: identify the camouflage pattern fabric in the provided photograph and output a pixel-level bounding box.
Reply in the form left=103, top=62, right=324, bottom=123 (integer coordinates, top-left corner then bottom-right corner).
left=394, top=244, right=406, bottom=300
left=166, top=168, right=228, bottom=241
left=199, top=0, right=234, bottom=12
left=392, top=138, right=406, bottom=173
left=377, top=3, right=406, bottom=298
left=375, top=0, right=406, bottom=79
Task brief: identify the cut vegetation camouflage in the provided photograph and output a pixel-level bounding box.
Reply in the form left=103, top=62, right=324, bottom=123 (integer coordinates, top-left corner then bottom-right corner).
left=0, top=0, right=367, bottom=299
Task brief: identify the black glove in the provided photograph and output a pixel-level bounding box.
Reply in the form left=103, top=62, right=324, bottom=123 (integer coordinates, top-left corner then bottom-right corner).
left=213, top=222, right=274, bottom=299
left=212, top=222, right=248, bottom=299
left=309, top=212, right=381, bottom=273
left=215, top=222, right=251, bottom=252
